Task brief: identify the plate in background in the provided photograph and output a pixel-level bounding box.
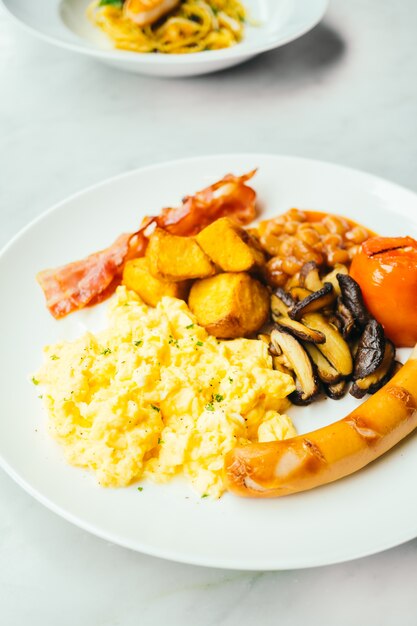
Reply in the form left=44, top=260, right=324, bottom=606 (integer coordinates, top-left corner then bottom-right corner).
left=0, top=0, right=328, bottom=77
left=0, top=153, right=417, bottom=570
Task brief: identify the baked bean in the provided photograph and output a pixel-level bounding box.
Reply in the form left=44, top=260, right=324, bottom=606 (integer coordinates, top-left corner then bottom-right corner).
left=282, top=256, right=304, bottom=275
left=298, top=228, right=321, bottom=246
left=322, top=215, right=348, bottom=235
left=254, top=209, right=372, bottom=289
left=323, top=234, right=344, bottom=249
left=266, top=257, right=288, bottom=287
left=345, top=226, right=369, bottom=244
left=327, top=249, right=350, bottom=265
left=287, top=209, right=307, bottom=222
left=283, top=221, right=299, bottom=235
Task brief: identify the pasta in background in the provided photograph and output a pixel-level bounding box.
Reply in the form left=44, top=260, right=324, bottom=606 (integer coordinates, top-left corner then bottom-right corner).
left=88, top=0, right=246, bottom=54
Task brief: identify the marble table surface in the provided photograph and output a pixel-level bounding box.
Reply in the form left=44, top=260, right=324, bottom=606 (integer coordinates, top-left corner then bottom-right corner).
left=1, top=1, right=417, bottom=623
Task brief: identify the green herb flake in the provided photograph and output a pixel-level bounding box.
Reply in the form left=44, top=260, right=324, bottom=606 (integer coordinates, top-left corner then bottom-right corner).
left=205, top=403, right=215, bottom=412
left=168, top=335, right=180, bottom=348
left=101, top=348, right=112, bottom=356
left=31, top=376, right=40, bottom=386
left=185, top=323, right=194, bottom=329
left=196, top=341, right=203, bottom=347
left=134, top=340, right=143, bottom=347
left=201, top=493, right=209, bottom=498
left=158, top=437, right=165, bottom=445
left=50, top=355, right=59, bottom=361
left=228, top=377, right=234, bottom=383
left=99, top=0, right=123, bottom=7
left=38, top=394, right=43, bottom=399
left=150, top=404, right=160, bottom=412
left=214, top=394, right=224, bottom=402
left=137, top=486, right=143, bottom=492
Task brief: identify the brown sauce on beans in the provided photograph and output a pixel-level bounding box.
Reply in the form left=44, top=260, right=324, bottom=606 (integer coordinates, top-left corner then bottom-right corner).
left=255, top=209, right=375, bottom=288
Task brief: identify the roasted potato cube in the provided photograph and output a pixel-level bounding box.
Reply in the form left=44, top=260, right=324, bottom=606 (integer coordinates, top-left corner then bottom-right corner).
left=188, top=272, right=269, bottom=339
left=196, top=217, right=265, bottom=272
left=123, top=257, right=190, bottom=307
left=146, top=228, right=215, bottom=282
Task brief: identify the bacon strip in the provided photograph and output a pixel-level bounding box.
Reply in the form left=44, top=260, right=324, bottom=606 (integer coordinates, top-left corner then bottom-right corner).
left=38, top=170, right=258, bottom=319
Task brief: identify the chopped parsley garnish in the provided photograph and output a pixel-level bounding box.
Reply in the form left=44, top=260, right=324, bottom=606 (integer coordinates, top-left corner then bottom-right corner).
left=101, top=348, right=112, bottom=356
left=205, top=403, right=215, bottom=412
left=150, top=404, right=160, bottom=412
left=168, top=335, right=180, bottom=348
left=134, top=340, right=143, bottom=347
left=214, top=394, right=224, bottom=403
left=99, top=0, right=123, bottom=7
left=50, top=354, right=59, bottom=360
left=185, top=323, right=194, bottom=329
left=196, top=341, right=203, bottom=347
left=31, top=377, right=39, bottom=386
left=158, top=437, right=165, bottom=444
left=137, top=486, right=143, bottom=492
left=201, top=493, right=209, bottom=498
left=228, top=377, right=234, bottom=383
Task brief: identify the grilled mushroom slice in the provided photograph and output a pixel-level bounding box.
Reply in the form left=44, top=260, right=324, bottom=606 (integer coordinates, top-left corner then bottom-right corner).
left=354, top=340, right=395, bottom=393
left=270, top=329, right=320, bottom=405
left=336, top=297, right=359, bottom=340
left=289, top=286, right=313, bottom=301
left=322, top=264, right=348, bottom=295
left=304, top=343, right=343, bottom=384
left=271, top=288, right=295, bottom=320
left=289, top=283, right=336, bottom=321
left=326, top=380, right=348, bottom=400
left=275, top=317, right=326, bottom=344
left=300, top=261, right=323, bottom=292
left=353, top=319, right=385, bottom=379
left=337, top=274, right=369, bottom=329
left=302, top=312, right=353, bottom=376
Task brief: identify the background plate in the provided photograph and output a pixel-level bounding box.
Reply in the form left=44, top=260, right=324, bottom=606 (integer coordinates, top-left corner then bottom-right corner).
left=1, top=154, right=417, bottom=570
left=0, top=0, right=328, bottom=77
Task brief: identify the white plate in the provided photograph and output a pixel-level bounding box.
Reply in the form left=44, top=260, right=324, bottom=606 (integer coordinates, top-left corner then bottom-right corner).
left=1, top=154, right=417, bottom=570
left=0, top=0, right=328, bottom=77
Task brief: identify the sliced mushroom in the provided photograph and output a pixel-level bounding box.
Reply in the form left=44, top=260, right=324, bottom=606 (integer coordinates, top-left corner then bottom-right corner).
left=302, top=312, right=353, bottom=377
left=354, top=340, right=395, bottom=393
left=304, top=343, right=343, bottom=384
left=273, top=352, right=293, bottom=370
left=353, top=319, right=385, bottom=379
left=322, top=264, right=348, bottom=295
left=336, top=297, right=359, bottom=340
left=257, top=333, right=271, bottom=345
left=272, top=357, right=294, bottom=378
left=300, top=261, right=323, bottom=292
left=271, top=288, right=295, bottom=320
left=275, top=317, right=326, bottom=344
left=289, top=283, right=336, bottom=321
left=337, top=274, right=369, bottom=329
left=349, top=382, right=367, bottom=399
left=290, top=286, right=313, bottom=301
left=326, top=380, right=348, bottom=400
left=286, top=272, right=301, bottom=289
left=270, top=329, right=320, bottom=405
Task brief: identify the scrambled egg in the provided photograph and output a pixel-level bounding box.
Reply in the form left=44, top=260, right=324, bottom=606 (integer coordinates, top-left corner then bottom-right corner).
left=36, top=287, right=296, bottom=497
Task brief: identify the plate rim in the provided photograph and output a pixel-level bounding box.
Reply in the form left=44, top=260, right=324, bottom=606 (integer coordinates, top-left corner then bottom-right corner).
left=2, top=152, right=417, bottom=571
left=0, top=0, right=329, bottom=65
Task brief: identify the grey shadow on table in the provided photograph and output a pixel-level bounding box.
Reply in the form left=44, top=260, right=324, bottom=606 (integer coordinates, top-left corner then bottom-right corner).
left=204, top=22, right=346, bottom=85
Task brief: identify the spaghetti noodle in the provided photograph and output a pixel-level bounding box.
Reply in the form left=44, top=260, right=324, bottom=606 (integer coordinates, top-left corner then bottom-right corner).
left=88, top=0, right=246, bottom=54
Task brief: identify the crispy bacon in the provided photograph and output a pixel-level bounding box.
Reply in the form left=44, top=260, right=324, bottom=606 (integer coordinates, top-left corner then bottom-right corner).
left=38, top=170, right=258, bottom=319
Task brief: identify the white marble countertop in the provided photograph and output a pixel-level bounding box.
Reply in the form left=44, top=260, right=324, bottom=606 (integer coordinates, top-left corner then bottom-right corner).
left=1, top=1, right=417, bottom=623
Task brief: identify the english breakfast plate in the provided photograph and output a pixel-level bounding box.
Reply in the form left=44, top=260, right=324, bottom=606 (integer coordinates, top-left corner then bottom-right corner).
left=1, top=154, right=417, bottom=570
left=0, top=0, right=328, bottom=77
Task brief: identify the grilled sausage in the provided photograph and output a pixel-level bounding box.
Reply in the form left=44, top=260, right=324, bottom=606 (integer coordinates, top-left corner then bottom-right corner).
left=224, top=346, right=417, bottom=497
